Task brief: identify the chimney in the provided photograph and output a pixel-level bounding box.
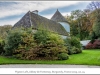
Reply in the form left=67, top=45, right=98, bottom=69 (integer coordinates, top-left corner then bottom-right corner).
left=32, top=10, right=38, bottom=14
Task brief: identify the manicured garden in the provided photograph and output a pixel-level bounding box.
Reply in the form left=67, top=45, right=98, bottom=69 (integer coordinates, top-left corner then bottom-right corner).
left=1, top=27, right=100, bottom=66
left=0, top=28, right=82, bottom=61
left=0, top=49, right=100, bottom=66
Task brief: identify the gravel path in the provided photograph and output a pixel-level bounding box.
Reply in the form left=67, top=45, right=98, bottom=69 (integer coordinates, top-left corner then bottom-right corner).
left=0, top=64, right=100, bottom=68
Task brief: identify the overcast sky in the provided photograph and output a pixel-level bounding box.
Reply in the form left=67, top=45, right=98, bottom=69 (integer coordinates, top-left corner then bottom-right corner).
left=0, top=1, right=91, bottom=26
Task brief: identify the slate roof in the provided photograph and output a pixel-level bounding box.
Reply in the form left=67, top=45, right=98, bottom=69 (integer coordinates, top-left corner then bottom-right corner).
left=13, top=11, right=68, bottom=36
left=51, top=9, right=67, bottom=22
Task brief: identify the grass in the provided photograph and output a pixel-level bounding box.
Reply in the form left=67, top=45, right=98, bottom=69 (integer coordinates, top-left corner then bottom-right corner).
left=0, top=49, right=100, bottom=66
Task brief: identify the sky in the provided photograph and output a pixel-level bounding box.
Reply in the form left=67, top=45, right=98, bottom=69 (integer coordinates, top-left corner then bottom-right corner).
left=0, top=1, right=91, bottom=26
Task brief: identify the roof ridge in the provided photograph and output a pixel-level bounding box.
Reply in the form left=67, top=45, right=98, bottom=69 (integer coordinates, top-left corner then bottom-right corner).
left=51, top=9, right=67, bottom=22
left=13, top=11, right=31, bottom=28
left=13, top=11, right=68, bottom=36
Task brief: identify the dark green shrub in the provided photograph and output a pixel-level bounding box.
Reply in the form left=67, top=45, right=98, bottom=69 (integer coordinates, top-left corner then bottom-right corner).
left=4, top=29, right=22, bottom=56
left=68, top=48, right=73, bottom=55
left=34, top=29, right=68, bottom=60
left=34, top=29, right=65, bottom=45
left=0, top=39, right=5, bottom=54
left=57, top=53, right=69, bottom=60
left=93, top=20, right=100, bottom=38
left=64, top=38, right=73, bottom=55
left=72, top=46, right=82, bottom=54
left=13, top=29, right=68, bottom=60
left=4, top=28, right=35, bottom=56
left=71, top=36, right=81, bottom=49
left=64, top=36, right=82, bottom=54
left=4, top=28, right=68, bottom=60
left=34, top=29, right=49, bottom=45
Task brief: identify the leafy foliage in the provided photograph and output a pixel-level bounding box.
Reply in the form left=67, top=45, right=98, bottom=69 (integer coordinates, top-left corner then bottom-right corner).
left=33, top=29, right=68, bottom=60
left=72, top=46, right=82, bottom=54
left=4, top=28, right=34, bottom=56
left=71, top=36, right=82, bottom=49
left=4, top=28, right=68, bottom=60
left=85, top=40, right=100, bottom=49
left=0, top=25, right=12, bottom=39
left=57, top=53, right=69, bottom=60
left=66, top=9, right=91, bottom=40
left=34, top=29, right=49, bottom=45
left=0, top=39, right=5, bottom=55
left=4, top=29, right=22, bottom=56
left=93, top=21, right=100, bottom=38
left=64, top=36, right=82, bottom=55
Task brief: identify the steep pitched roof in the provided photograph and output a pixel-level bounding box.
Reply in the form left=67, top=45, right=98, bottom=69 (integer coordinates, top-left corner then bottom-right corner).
left=13, top=11, right=68, bottom=36
left=51, top=9, right=67, bottom=22
left=13, top=11, right=32, bottom=28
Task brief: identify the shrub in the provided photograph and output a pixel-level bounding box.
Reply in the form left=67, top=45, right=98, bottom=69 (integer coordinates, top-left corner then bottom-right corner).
left=68, top=49, right=73, bottom=55
left=64, top=38, right=73, bottom=55
left=13, top=29, right=68, bottom=60
left=48, top=33, right=64, bottom=45
left=57, top=53, right=69, bottom=60
left=34, top=30, right=68, bottom=60
left=72, top=46, right=82, bottom=54
left=85, top=39, right=100, bottom=49
left=0, top=39, right=5, bottom=54
left=4, top=28, right=68, bottom=60
left=93, top=20, right=100, bottom=38
left=18, top=29, right=35, bottom=50
left=4, top=28, right=35, bottom=56
left=34, top=29, right=49, bottom=45
left=34, top=29, right=64, bottom=45
left=0, top=25, right=12, bottom=39
left=4, top=29, right=22, bottom=56
left=33, top=29, right=68, bottom=60
left=64, top=36, right=82, bottom=54
left=13, top=41, right=68, bottom=60
left=35, top=44, right=68, bottom=60
left=71, top=36, right=81, bottom=49
left=85, top=42, right=93, bottom=49
left=13, top=49, right=37, bottom=60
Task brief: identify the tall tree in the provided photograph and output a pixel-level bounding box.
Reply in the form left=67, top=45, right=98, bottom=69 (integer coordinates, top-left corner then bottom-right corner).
left=66, top=9, right=91, bottom=40
left=87, top=1, right=100, bottom=38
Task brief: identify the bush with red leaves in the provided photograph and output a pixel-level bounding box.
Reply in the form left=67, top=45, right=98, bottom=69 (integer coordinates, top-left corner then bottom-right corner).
left=85, top=40, right=100, bottom=49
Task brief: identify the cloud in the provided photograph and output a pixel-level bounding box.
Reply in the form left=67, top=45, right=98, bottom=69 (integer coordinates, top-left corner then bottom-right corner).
left=0, top=18, right=20, bottom=26
left=0, top=1, right=90, bottom=19
left=42, top=12, right=71, bottom=19
left=0, top=1, right=91, bottom=26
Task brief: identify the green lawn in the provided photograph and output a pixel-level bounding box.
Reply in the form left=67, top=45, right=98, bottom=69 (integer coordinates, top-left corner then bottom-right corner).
left=0, top=49, right=100, bottom=66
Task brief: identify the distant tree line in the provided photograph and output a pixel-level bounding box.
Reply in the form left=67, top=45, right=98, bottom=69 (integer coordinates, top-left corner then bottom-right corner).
left=0, top=25, right=12, bottom=39
left=65, top=1, right=100, bottom=40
